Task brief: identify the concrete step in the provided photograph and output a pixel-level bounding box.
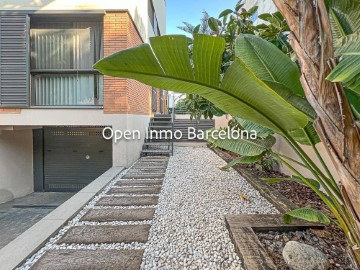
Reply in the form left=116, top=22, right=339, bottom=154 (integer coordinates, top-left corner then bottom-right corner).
left=32, top=250, right=144, bottom=270
left=108, top=186, right=161, bottom=195
left=96, top=196, right=158, bottom=206
left=57, top=225, right=151, bottom=244
left=115, top=179, right=163, bottom=187
left=81, top=208, right=155, bottom=222
left=143, top=142, right=170, bottom=147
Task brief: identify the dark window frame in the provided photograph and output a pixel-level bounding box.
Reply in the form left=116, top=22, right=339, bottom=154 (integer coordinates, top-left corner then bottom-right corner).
left=29, top=14, right=104, bottom=107
left=152, top=87, right=157, bottom=112
left=148, top=0, right=160, bottom=36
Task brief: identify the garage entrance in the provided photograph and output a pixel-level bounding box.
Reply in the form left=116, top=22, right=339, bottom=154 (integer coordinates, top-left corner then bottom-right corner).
left=34, top=127, right=112, bottom=192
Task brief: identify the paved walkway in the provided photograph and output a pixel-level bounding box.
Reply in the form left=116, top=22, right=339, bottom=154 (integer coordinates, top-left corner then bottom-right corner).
left=19, top=156, right=169, bottom=270
left=0, top=193, right=74, bottom=249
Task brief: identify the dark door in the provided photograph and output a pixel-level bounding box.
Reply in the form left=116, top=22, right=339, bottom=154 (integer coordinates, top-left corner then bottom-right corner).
left=43, top=127, right=112, bottom=192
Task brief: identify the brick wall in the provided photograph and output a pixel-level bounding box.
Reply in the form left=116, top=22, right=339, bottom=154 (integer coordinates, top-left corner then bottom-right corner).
left=103, top=12, right=151, bottom=115
left=0, top=109, right=21, bottom=114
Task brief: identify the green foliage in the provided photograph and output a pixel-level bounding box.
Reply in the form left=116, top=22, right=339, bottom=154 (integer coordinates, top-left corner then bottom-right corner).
left=184, top=94, right=224, bottom=120
left=207, top=132, right=276, bottom=157
left=235, top=117, right=273, bottom=138
left=220, top=154, right=265, bottom=170
left=327, top=0, right=360, bottom=105
left=283, top=208, right=331, bottom=225
left=345, top=89, right=360, bottom=120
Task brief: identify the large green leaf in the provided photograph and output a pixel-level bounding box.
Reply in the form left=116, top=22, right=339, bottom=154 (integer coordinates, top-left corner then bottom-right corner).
left=262, top=176, right=321, bottom=190
left=207, top=134, right=276, bottom=156
left=220, top=154, right=265, bottom=170
left=345, top=88, right=360, bottom=120
left=94, top=34, right=308, bottom=134
left=327, top=56, right=360, bottom=93
left=289, top=122, right=321, bottom=146
left=334, top=32, right=360, bottom=56
left=235, top=117, right=273, bottom=138
left=264, top=81, right=316, bottom=120
left=283, top=208, right=331, bottom=225
left=328, top=0, right=360, bottom=39
left=236, top=34, right=305, bottom=98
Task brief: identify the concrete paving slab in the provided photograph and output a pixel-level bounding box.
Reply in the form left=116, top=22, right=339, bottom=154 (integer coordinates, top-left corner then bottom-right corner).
left=57, top=225, right=151, bottom=244
left=0, top=208, right=52, bottom=249
left=107, top=186, right=161, bottom=195
left=81, top=208, right=155, bottom=222
left=31, top=249, right=144, bottom=270
left=96, top=196, right=159, bottom=206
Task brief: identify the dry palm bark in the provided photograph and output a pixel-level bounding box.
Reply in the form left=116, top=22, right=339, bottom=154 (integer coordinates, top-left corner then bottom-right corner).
left=272, top=0, right=360, bottom=253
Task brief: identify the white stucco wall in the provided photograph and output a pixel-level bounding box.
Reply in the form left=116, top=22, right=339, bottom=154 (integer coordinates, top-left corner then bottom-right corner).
left=0, top=0, right=166, bottom=41
left=273, top=135, right=340, bottom=183
left=0, top=109, right=150, bottom=167
left=0, top=130, right=33, bottom=204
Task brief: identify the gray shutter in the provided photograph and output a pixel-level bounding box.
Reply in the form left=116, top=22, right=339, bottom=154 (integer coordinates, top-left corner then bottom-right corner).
left=0, top=14, right=29, bottom=106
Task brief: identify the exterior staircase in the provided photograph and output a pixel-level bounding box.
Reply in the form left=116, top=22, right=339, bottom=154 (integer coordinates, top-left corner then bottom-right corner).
left=141, top=114, right=173, bottom=157
left=173, top=119, right=215, bottom=141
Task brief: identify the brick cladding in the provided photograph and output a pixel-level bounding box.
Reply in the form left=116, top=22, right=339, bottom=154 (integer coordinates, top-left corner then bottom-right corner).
left=103, top=12, right=152, bottom=115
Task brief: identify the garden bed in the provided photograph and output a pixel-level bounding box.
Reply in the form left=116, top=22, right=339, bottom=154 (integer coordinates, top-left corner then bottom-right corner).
left=212, top=147, right=355, bottom=270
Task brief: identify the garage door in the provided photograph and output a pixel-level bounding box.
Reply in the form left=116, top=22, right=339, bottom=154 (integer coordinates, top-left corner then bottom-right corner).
left=43, top=127, right=112, bottom=192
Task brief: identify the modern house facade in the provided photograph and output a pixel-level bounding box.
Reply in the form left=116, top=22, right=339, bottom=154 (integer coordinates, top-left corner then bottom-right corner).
left=0, top=0, right=167, bottom=202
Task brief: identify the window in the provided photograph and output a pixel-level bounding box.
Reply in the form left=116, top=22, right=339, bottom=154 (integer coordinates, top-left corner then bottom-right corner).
left=152, top=87, right=157, bottom=112
left=148, top=0, right=160, bottom=36
left=30, top=16, right=103, bottom=106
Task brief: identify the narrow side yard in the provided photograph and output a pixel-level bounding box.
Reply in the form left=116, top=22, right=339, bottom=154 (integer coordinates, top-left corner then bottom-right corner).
left=142, top=147, right=278, bottom=269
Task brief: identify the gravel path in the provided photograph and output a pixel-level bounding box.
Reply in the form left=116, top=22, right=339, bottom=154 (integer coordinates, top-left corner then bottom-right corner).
left=141, top=147, right=278, bottom=270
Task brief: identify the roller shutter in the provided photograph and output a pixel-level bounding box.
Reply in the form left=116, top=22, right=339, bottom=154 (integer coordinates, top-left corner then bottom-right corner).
left=0, top=14, right=29, bottom=106
left=43, top=127, right=112, bottom=192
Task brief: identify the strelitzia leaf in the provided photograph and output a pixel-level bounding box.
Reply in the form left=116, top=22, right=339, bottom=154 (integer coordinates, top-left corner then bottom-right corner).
left=327, top=56, right=360, bottom=94
left=283, top=208, right=331, bottom=225
left=235, top=117, right=273, bottom=138
left=208, top=134, right=276, bottom=157
left=94, top=34, right=308, bottom=134
left=236, top=34, right=305, bottom=98
left=345, top=88, right=360, bottom=120
left=220, top=154, right=265, bottom=170
left=334, top=32, right=360, bottom=56
left=289, top=122, right=321, bottom=146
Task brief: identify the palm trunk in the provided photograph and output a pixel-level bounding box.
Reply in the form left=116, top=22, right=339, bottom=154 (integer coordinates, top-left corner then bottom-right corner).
left=272, top=0, right=360, bottom=264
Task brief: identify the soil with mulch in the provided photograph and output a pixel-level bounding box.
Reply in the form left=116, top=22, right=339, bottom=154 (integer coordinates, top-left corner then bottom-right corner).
left=214, top=147, right=355, bottom=270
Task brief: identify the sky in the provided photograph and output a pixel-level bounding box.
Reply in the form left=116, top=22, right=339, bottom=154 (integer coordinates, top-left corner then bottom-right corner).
left=166, top=0, right=239, bottom=35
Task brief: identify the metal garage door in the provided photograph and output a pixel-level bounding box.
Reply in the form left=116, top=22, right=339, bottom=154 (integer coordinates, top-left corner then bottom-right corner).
left=43, top=127, right=112, bottom=192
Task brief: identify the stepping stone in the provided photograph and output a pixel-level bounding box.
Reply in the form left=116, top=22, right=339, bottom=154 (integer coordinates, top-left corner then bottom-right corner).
left=126, top=170, right=166, bottom=174
left=96, top=196, right=158, bottom=206
left=81, top=208, right=155, bottom=222
left=123, top=174, right=165, bottom=179
left=32, top=249, right=144, bottom=270
left=131, top=166, right=167, bottom=170
left=108, top=186, right=161, bottom=194
left=116, top=179, right=163, bottom=187
left=57, top=225, right=150, bottom=244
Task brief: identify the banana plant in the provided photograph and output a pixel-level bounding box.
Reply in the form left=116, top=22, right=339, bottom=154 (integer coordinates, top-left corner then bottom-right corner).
left=94, top=33, right=360, bottom=264
left=326, top=0, right=360, bottom=120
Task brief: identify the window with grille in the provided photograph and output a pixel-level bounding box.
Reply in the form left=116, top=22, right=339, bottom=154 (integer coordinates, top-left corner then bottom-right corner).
left=30, top=16, right=103, bottom=106
left=152, top=87, right=157, bottom=112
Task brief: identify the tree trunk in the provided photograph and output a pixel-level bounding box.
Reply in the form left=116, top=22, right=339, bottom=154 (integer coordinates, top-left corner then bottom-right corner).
left=272, top=0, right=360, bottom=258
